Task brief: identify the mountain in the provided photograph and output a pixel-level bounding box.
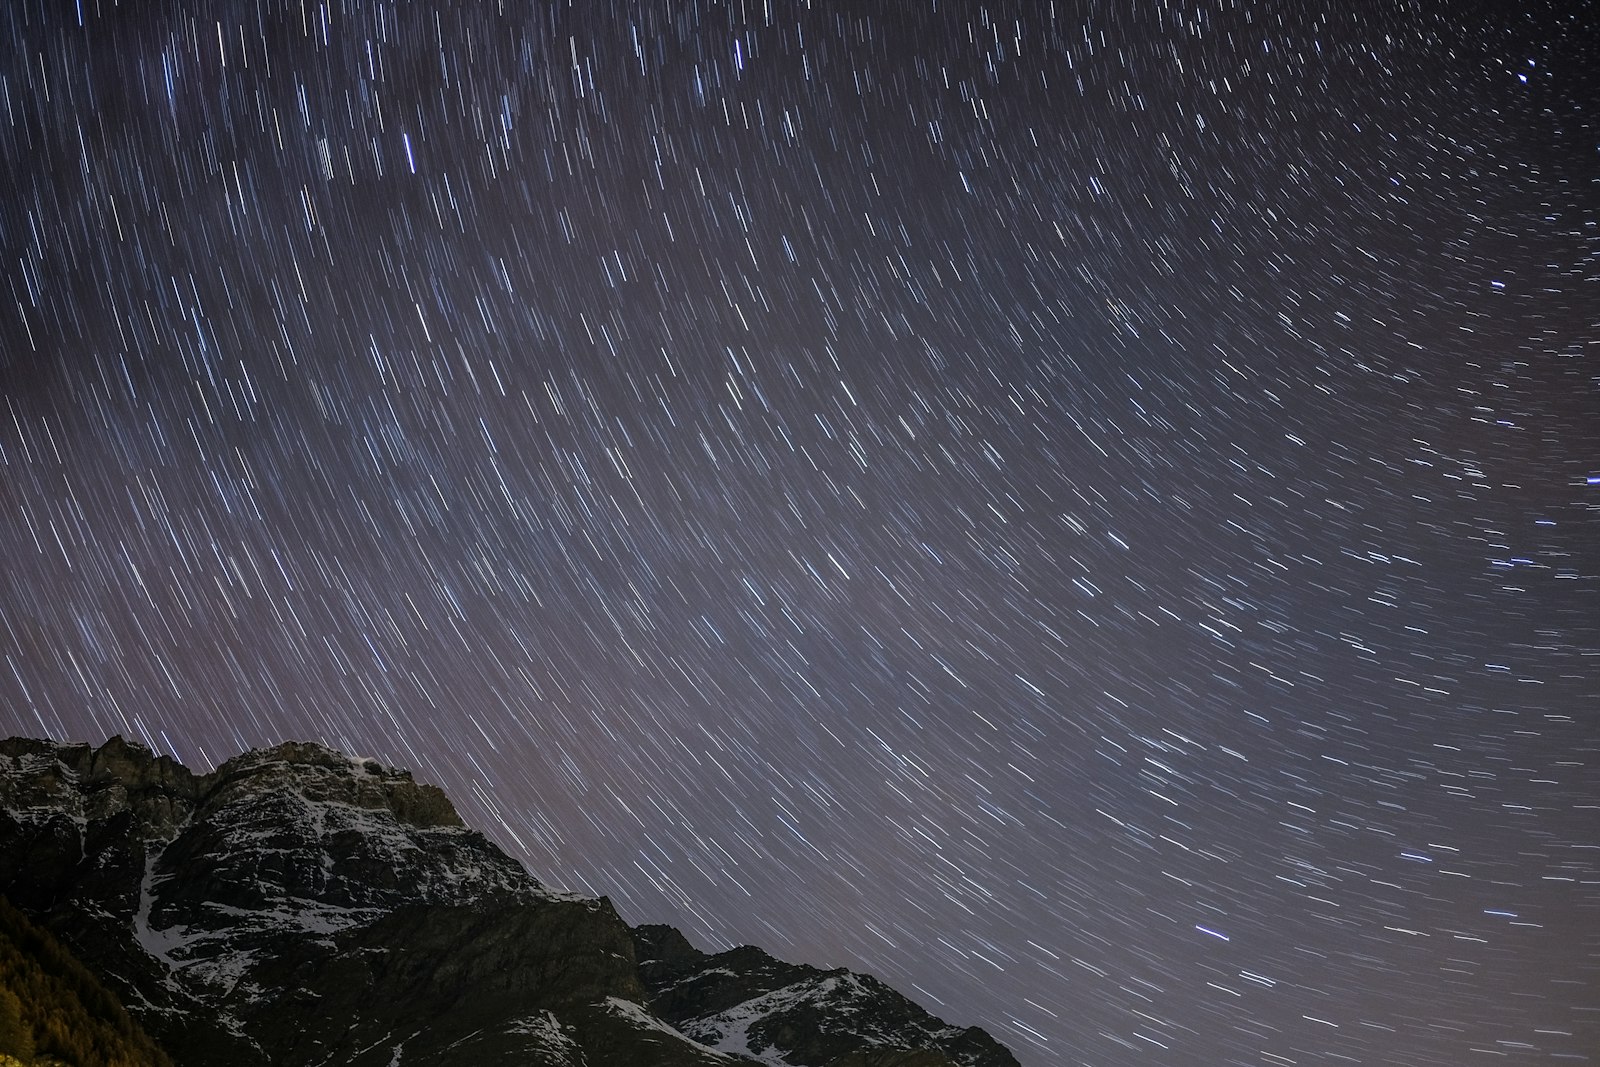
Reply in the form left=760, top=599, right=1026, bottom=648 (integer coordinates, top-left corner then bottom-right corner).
left=632, top=925, right=1017, bottom=1067
left=0, top=736, right=1020, bottom=1067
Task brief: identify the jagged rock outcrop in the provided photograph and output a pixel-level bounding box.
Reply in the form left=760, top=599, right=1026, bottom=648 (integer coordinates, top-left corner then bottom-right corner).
left=633, top=925, right=1019, bottom=1067
left=0, top=736, right=198, bottom=838
left=1, top=737, right=1021, bottom=1067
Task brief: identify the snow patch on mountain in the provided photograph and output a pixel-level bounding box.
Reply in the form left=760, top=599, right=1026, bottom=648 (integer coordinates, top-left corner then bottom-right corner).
left=678, top=976, right=834, bottom=1065
left=604, top=997, right=739, bottom=1061
left=509, top=1010, right=582, bottom=1064
left=131, top=848, right=188, bottom=970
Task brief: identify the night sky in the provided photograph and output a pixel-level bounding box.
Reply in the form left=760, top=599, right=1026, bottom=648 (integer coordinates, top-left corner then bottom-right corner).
left=2, top=1, right=1597, bottom=1063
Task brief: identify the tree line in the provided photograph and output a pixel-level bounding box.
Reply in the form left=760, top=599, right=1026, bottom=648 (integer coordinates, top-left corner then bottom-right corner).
left=0, top=894, right=171, bottom=1067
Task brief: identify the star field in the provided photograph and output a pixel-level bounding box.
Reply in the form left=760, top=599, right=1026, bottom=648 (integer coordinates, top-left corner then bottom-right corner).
left=2, top=1, right=1597, bottom=1063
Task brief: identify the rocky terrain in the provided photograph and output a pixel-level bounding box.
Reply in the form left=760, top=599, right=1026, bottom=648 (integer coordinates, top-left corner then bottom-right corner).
left=0, top=736, right=1019, bottom=1067
left=634, top=925, right=1018, bottom=1067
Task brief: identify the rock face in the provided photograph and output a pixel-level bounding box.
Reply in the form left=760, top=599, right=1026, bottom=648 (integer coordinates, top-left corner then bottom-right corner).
left=633, top=926, right=1018, bottom=1067
left=1, top=737, right=1020, bottom=1067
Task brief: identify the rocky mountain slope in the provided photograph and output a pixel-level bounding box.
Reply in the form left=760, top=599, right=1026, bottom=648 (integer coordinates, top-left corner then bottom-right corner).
left=633, top=925, right=1017, bottom=1067
left=0, top=736, right=1019, bottom=1067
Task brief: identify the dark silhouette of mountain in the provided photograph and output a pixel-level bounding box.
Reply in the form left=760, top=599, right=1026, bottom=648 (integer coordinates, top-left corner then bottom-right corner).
left=0, top=736, right=1020, bottom=1067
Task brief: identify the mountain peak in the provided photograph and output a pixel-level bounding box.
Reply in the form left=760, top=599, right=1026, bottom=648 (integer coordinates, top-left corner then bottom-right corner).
left=206, top=739, right=463, bottom=829
left=0, top=735, right=198, bottom=838
left=216, top=738, right=355, bottom=770
left=0, top=735, right=463, bottom=838
left=2, top=736, right=1023, bottom=1067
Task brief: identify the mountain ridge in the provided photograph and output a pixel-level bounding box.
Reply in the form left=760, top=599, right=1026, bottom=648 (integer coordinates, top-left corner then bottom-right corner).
left=1, top=735, right=1021, bottom=1067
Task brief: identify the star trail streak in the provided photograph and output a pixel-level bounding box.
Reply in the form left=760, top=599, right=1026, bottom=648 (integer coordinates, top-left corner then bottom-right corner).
left=2, top=1, right=1596, bottom=1064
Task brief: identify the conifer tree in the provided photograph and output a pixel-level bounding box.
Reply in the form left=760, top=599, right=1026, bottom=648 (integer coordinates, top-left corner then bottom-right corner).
left=0, top=985, right=32, bottom=1061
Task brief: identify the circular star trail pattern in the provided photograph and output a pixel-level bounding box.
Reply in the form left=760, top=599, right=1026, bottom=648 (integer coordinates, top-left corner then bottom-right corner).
left=2, top=1, right=1596, bottom=1063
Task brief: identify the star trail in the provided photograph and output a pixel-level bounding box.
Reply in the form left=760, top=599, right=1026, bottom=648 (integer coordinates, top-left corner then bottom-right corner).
left=2, top=1, right=1596, bottom=1064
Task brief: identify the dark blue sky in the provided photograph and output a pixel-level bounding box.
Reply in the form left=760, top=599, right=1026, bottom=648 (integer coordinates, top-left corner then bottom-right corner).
left=2, top=2, right=1595, bottom=1063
